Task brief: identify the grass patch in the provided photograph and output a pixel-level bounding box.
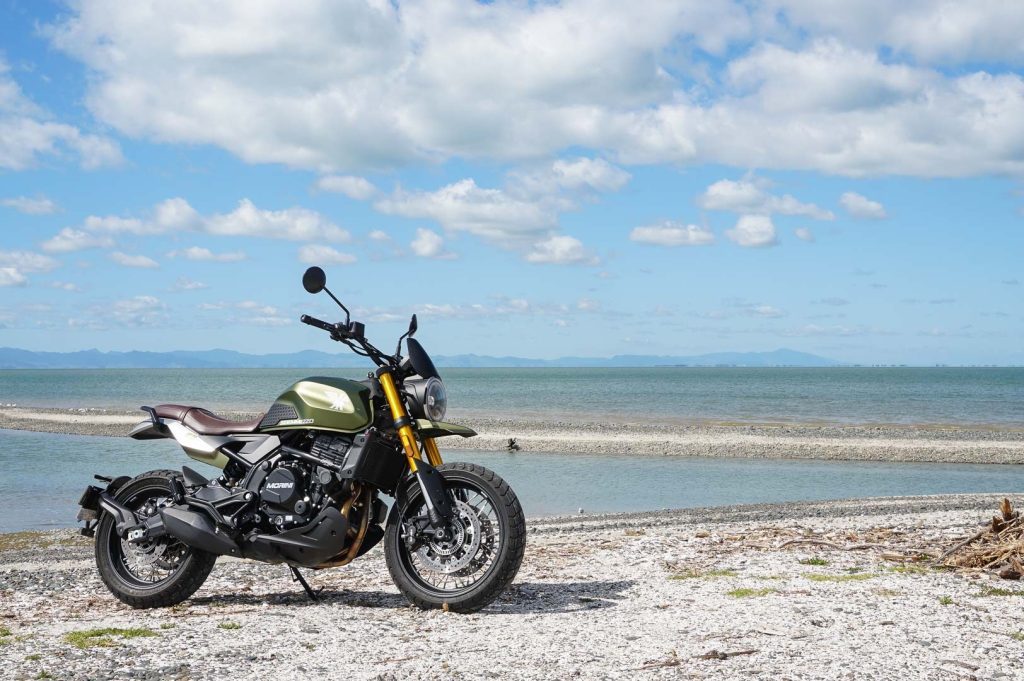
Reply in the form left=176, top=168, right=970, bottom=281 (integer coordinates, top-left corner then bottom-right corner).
left=34, top=672, right=53, bottom=680
left=159, top=623, right=175, bottom=630
left=669, top=568, right=738, bottom=580
left=25, top=654, right=41, bottom=661
left=1011, top=632, right=1024, bottom=641
left=979, top=586, right=1024, bottom=597
left=798, top=557, right=828, bottom=566
left=804, top=572, right=875, bottom=583
left=0, top=627, right=10, bottom=637
left=64, top=627, right=156, bottom=649
left=938, top=595, right=954, bottom=606
left=218, top=621, right=242, bottom=630
left=623, top=529, right=646, bottom=537
left=726, top=587, right=777, bottom=598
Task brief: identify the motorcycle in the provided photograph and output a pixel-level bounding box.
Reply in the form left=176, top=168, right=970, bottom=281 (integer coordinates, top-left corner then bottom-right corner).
left=77, top=266, right=526, bottom=613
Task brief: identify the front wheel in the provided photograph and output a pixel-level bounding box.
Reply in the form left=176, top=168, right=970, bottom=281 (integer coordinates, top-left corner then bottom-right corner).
left=384, top=462, right=526, bottom=613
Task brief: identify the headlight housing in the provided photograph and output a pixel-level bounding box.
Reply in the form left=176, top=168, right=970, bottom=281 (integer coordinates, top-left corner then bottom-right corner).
left=406, top=376, right=447, bottom=421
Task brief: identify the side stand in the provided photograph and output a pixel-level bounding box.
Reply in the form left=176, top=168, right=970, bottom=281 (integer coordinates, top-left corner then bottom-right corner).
left=289, top=566, right=321, bottom=601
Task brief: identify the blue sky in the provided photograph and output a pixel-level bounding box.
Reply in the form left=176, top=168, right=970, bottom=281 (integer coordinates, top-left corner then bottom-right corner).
left=1, top=0, right=1021, bottom=364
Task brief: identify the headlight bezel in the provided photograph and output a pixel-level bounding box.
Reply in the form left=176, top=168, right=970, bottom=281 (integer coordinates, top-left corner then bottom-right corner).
left=405, top=376, right=447, bottom=422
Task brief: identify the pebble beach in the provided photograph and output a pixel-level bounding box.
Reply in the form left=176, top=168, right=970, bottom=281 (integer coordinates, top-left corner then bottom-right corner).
left=2, top=406, right=1023, bottom=465
left=2, top=494, right=1024, bottom=680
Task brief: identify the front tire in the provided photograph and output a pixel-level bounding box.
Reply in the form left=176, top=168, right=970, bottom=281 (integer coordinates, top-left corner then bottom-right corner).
left=95, top=470, right=216, bottom=609
left=385, top=462, right=526, bottom=613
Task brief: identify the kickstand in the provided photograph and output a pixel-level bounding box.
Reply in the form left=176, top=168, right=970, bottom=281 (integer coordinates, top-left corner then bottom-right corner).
left=289, top=566, right=321, bottom=601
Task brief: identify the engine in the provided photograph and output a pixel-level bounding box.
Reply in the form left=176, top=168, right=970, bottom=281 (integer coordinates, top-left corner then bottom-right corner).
left=257, top=460, right=340, bottom=531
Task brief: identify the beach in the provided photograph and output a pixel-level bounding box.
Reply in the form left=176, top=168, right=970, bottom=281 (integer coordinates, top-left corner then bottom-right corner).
left=2, top=406, right=1022, bottom=465
left=2, top=494, right=1024, bottom=679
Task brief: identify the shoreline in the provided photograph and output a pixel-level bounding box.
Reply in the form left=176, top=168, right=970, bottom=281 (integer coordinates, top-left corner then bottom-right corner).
left=2, top=406, right=1023, bottom=465
left=2, top=493, right=1023, bottom=679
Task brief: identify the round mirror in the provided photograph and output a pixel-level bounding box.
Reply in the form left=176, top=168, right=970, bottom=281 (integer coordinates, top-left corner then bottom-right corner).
left=302, top=266, right=326, bottom=294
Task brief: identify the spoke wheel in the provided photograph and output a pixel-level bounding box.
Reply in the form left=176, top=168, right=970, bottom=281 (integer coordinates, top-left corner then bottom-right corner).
left=385, top=462, right=525, bottom=613
left=95, top=470, right=216, bottom=609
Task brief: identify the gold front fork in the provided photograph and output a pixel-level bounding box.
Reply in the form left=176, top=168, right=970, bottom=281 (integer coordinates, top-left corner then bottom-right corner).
left=377, top=369, right=444, bottom=469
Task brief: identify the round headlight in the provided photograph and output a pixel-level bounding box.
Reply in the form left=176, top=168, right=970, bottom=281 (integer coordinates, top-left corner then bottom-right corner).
left=423, top=377, right=447, bottom=421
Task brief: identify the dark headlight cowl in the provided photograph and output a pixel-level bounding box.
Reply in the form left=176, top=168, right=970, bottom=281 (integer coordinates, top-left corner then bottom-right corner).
left=405, top=376, right=447, bottom=421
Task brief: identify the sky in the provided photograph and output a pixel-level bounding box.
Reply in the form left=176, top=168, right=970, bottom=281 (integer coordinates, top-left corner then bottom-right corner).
left=0, top=0, right=1021, bottom=365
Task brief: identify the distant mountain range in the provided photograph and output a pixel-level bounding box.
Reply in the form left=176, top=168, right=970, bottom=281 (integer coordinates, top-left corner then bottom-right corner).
left=0, top=347, right=843, bottom=369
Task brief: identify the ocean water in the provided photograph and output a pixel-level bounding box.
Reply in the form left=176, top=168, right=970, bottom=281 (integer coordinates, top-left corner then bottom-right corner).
left=1, top=367, right=1022, bottom=426
left=3, top=428, right=1024, bottom=532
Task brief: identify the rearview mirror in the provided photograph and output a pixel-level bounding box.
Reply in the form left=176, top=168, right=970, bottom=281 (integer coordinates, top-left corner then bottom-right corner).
left=408, top=314, right=418, bottom=337
left=302, top=266, right=326, bottom=294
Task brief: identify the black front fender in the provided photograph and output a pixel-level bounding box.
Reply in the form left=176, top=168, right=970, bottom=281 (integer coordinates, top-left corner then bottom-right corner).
left=389, top=461, right=454, bottom=529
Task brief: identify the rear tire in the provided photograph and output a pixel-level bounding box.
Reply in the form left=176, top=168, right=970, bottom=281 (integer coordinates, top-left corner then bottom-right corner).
left=384, top=462, right=526, bottom=613
left=95, top=470, right=216, bottom=609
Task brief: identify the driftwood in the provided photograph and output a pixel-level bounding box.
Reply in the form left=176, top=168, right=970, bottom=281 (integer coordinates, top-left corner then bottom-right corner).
left=777, top=538, right=893, bottom=551
left=940, top=498, right=1024, bottom=579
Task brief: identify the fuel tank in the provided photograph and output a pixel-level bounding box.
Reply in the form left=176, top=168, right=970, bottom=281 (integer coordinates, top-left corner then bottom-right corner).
left=259, top=376, right=373, bottom=433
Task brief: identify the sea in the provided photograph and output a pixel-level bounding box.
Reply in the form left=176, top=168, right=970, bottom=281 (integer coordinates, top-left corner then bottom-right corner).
left=1, top=367, right=1021, bottom=531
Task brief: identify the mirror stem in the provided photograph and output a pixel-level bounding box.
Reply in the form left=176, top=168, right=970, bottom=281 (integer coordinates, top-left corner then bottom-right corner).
left=323, top=286, right=351, bottom=325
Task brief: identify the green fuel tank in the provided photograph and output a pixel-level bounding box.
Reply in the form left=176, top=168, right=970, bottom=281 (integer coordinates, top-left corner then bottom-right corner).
left=260, top=376, right=374, bottom=433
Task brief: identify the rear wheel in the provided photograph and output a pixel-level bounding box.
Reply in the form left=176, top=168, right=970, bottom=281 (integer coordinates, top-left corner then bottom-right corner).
left=384, top=462, right=526, bottom=613
left=95, top=470, right=216, bottom=609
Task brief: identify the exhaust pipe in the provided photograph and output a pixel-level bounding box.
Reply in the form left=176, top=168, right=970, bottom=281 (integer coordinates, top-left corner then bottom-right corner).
left=160, top=507, right=239, bottom=556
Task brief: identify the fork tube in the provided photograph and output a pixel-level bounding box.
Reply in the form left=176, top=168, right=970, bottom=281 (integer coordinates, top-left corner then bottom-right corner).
left=376, top=368, right=422, bottom=473
left=423, top=437, right=444, bottom=467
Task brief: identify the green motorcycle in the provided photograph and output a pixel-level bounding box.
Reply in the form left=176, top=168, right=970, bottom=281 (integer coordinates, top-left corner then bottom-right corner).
left=77, top=266, right=526, bottom=613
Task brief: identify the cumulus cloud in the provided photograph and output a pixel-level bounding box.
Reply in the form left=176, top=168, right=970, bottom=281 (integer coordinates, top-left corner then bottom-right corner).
left=169, top=277, right=208, bottom=292
left=298, top=244, right=356, bottom=266
left=0, top=250, right=60, bottom=286
left=840, top=192, right=887, bottom=219
left=167, top=246, right=247, bottom=262
left=410, top=228, right=456, bottom=260
left=314, top=175, right=377, bottom=200
left=793, top=227, right=815, bottom=242
left=44, top=2, right=1024, bottom=177
left=630, top=221, right=714, bottom=246
left=109, top=251, right=159, bottom=268
left=699, top=177, right=834, bottom=220
left=46, top=198, right=348, bottom=249
left=0, top=57, right=121, bottom=170
left=1, top=195, right=58, bottom=214
left=725, top=215, right=778, bottom=247
left=525, top=235, right=598, bottom=265
left=41, top=228, right=114, bottom=253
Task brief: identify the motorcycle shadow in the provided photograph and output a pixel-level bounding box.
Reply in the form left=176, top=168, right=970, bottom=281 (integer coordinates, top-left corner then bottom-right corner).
left=187, top=579, right=635, bottom=614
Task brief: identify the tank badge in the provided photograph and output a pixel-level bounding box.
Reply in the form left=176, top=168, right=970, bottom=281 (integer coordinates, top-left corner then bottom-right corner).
left=324, top=389, right=355, bottom=413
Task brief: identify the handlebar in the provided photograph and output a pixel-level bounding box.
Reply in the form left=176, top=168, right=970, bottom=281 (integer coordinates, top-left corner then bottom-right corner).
left=300, top=314, right=336, bottom=333
left=301, top=313, right=396, bottom=368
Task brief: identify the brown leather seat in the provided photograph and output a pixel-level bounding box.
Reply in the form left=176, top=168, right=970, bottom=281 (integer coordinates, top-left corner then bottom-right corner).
left=154, top=404, right=264, bottom=436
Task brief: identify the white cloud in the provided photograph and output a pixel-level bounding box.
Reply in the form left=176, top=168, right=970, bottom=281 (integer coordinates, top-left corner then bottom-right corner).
left=315, top=175, right=377, bottom=200
left=576, top=298, right=600, bottom=312
left=525, top=235, right=598, bottom=265
left=840, top=192, right=887, bottom=219
left=106, top=295, right=167, bottom=327
left=50, top=281, right=81, bottom=291
left=368, top=230, right=391, bottom=242
left=793, top=227, right=815, bottom=242
left=699, top=177, right=834, bottom=219
left=1, top=195, right=58, bottom=214
left=0, top=250, right=60, bottom=286
left=410, top=228, right=455, bottom=260
left=46, top=3, right=1024, bottom=177
left=511, top=157, right=631, bottom=196
left=726, top=215, right=778, bottom=247
left=298, top=244, right=356, bottom=266
left=49, top=197, right=348, bottom=248
left=630, top=221, right=714, bottom=246
left=377, top=179, right=555, bottom=244
left=0, top=57, right=121, bottom=170
left=109, top=251, right=159, bottom=268
left=41, top=228, right=115, bottom=253
left=167, top=246, right=247, bottom=262
left=170, top=277, right=208, bottom=292
left=0, top=268, right=27, bottom=287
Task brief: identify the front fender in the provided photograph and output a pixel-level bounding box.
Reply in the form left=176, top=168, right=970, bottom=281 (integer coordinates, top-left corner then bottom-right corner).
left=414, top=419, right=476, bottom=439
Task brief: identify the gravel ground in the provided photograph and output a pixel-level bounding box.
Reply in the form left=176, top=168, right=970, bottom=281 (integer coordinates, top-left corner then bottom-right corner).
left=2, top=407, right=1023, bottom=464
left=3, top=494, right=1024, bottom=680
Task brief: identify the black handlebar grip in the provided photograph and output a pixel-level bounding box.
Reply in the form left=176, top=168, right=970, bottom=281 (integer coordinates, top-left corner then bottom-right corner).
left=300, top=314, right=332, bottom=331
